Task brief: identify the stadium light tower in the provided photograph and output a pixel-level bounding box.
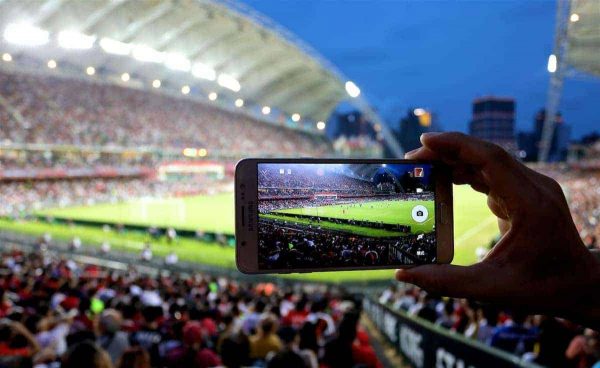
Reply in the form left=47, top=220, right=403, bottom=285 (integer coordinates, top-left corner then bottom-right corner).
left=539, top=0, right=570, bottom=162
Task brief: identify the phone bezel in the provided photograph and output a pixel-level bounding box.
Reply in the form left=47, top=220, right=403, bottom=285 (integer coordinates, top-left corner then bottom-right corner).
left=235, top=158, right=453, bottom=274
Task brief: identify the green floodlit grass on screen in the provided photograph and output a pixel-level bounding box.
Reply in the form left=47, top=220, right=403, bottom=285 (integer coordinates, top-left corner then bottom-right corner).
left=1, top=186, right=499, bottom=282
left=272, top=200, right=435, bottom=236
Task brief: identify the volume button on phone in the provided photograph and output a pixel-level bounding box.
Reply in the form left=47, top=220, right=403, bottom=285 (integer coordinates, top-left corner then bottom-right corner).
left=440, top=203, right=449, bottom=225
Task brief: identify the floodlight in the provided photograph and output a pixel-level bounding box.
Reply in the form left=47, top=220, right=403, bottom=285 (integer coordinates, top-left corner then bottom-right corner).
left=47, top=59, right=57, bottom=69
left=570, top=13, right=579, bottom=22
left=316, top=121, right=326, bottom=130
left=86, top=66, right=95, bottom=75
left=345, top=81, right=360, bottom=98
left=165, top=53, right=191, bottom=72
left=121, top=73, right=130, bottom=82
left=99, top=38, right=131, bottom=55
left=235, top=98, right=244, bottom=107
left=3, top=23, right=49, bottom=46
left=152, top=79, right=161, bottom=88
left=183, top=148, right=197, bottom=157
left=414, top=108, right=426, bottom=116
left=132, top=45, right=164, bottom=63
left=2, top=53, right=12, bottom=62
left=181, top=85, right=190, bottom=95
left=217, top=73, right=241, bottom=92
left=547, top=54, right=557, bottom=73
left=191, top=62, right=216, bottom=81
left=291, top=113, right=301, bottom=122
left=262, top=106, right=271, bottom=115
left=208, top=92, right=218, bottom=101
left=58, top=30, right=96, bottom=49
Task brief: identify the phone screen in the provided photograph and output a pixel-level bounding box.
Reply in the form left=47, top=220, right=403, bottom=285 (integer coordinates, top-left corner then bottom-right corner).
left=257, top=162, right=437, bottom=270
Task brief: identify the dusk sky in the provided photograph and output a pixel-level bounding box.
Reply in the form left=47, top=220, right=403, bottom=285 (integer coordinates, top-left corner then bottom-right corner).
left=243, top=0, right=600, bottom=139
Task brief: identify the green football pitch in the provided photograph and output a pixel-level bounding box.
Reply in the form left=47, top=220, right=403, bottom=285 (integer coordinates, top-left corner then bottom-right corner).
left=269, top=200, right=435, bottom=237
left=0, top=186, right=499, bottom=283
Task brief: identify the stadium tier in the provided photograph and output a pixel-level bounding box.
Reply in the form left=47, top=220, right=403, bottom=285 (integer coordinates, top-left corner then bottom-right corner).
left=0, top=246, right=382, bottom=368
left=0, top=70, right=331, bottom=158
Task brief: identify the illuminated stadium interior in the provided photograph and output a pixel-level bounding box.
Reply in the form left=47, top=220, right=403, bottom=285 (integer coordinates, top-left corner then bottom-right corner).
left=0, top=1, right=599, bottom=367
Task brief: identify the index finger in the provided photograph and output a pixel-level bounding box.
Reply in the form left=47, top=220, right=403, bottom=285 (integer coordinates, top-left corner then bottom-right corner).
left=406, top=132, right=531, bottom=205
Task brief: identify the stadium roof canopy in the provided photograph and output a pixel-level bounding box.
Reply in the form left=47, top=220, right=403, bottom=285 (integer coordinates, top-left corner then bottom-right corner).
left=566, top=0, right=600, bottom=77
left=0, top=0, right=354, bottom=124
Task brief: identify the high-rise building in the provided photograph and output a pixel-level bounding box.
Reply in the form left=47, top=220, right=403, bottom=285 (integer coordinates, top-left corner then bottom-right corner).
left=469, top=97, right=516, bottom=151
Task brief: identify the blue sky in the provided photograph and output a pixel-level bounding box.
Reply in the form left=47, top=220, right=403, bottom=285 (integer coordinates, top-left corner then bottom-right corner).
left=242, top=0, right=600, bottom=139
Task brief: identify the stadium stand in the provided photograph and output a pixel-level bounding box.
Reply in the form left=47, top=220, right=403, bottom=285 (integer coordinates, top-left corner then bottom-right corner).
left=0, top=71, right=331, bottom=158
left=0, top=246, right=382, bottom=368
left=376, top=282, right=600, bottom=368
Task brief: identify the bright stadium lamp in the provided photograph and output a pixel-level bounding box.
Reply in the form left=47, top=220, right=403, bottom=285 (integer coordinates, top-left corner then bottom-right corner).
left=570, top=13, right=579, bottom=22
left=99, top=37, right=131, bottom=55
left=235, top=98, right=244, bottom=107
left=152, top=79, right=161, bottom=88
left=208, top=92, right=218, bottom=101
left=182, top=148, right=197, bottom=157
left=121, top=72, right=130, bottom=82
left=47, top=59, right=57, bottom=69
left=165, top=53, right=191, bottom=72
left=2, top=53, right=12, bottom=62
left=86, top=66, right=95, bottom=75
left=217, top=73, right=241, bottom=92
left=58, top=30, right=96, bottom=50
left=262, top=106, right=271, bottom=115
left=291, top=113, right=301, bottom=122
left=198, top=148, right=208, bottom=157
left=181, top=85, right=191, bottom=95
left=413, top=108, right=426, bottom=116
left=3, top=23, right=49, bottom=46
left=345, top=81, right=360, bottom=98
left=192, top=62, right=216, bottom=81
left=547, top=54, right=557, bottom=73
left=316, top=121, right=326, bottom=130
left=132, top=45, right=164, bottom=63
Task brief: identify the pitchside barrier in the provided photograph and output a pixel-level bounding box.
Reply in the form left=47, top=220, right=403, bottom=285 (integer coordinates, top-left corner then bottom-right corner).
left=363, top=298, right=542, bottom=368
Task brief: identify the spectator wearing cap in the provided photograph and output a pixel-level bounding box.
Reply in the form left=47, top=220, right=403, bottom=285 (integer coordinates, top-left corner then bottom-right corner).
left=164, top=321, right=221, bottom=368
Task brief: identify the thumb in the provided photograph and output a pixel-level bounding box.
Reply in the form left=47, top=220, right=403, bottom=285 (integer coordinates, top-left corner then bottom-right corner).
left=395, top=264, right=486, bottom=299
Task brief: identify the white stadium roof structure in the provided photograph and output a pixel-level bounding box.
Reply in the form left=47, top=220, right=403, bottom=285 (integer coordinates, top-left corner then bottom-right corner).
left=539, top=0, right=600, bottom=162
left=0, top=0, right=403, bottom=156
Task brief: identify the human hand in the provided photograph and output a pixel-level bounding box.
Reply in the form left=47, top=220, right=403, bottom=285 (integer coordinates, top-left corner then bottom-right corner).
left=396, top=132, right=600, bottom=327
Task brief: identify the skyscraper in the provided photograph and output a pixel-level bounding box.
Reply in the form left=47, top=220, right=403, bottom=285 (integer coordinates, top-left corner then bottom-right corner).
left=469, top=97, right=516, bottom=151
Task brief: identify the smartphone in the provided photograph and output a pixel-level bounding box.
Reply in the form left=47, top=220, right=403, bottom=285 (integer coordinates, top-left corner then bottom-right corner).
left=235, top=158, right=453, bottom=274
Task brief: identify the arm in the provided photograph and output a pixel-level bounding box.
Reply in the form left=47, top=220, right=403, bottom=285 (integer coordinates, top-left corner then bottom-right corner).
left=395, top=132, right=600, bottom=329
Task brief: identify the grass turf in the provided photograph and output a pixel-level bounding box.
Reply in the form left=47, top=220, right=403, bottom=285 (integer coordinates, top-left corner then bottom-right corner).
left=1, top=186, right=498, bottom=282
left=274, top=200, right=435, bottom=235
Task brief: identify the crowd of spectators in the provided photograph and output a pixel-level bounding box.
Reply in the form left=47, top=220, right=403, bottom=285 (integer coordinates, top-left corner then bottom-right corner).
left=1, top=177, right=230, bottom=218
left=0, top=71, right=331, bottom=157
left=560, top=171, right=600, bottom=250
left=379, top=284, right=600, bottom=368
left=258, top=166, right=377, bottom=196
left=0, top=246, right=382, bottom=368
left=258, top=220, right=435, bottom=269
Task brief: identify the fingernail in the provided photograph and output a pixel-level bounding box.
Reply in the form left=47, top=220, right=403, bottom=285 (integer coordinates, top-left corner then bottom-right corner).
left=404, top=148, right=420, bottom=158
left=420, top=132, right=441, bottom=143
